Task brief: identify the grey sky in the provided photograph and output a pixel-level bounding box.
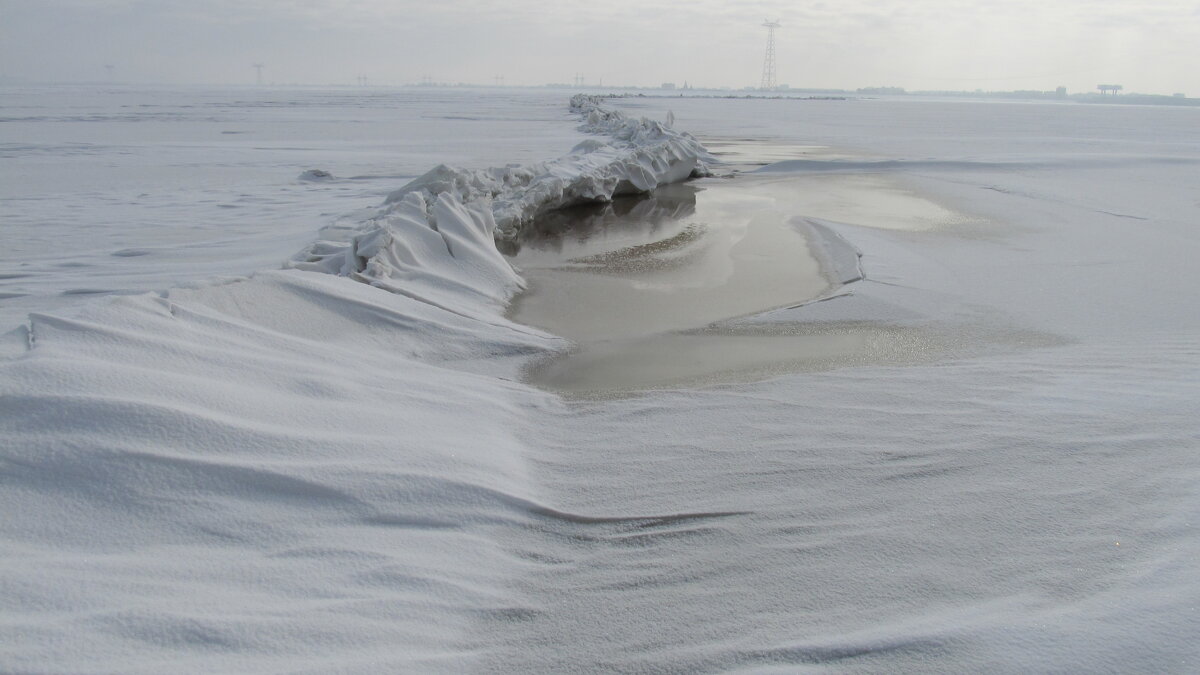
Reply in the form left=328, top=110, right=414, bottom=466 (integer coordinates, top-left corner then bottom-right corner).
left=2, top=0, right=1197, bottom=94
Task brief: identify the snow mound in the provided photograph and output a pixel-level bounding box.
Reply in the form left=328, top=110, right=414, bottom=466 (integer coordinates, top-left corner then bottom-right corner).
left=290, top=190, right=522, bottom=314
left=289, top=96, right=712, bottom=310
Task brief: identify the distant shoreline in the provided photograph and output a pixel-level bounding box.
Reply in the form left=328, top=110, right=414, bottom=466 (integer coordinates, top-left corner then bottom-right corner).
left=588, top=90, right=1199, bottom=107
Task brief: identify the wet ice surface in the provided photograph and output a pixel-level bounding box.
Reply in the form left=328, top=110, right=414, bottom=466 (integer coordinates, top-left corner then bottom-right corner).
left=506, top=170, right=990, bottom=395
left=507, top=181, right=831, bottom=339
left=506, top=178, right=829, bottom=393
left=759, top=173, right=973, bottom=231
left=703, top=138, right=862, bottom=172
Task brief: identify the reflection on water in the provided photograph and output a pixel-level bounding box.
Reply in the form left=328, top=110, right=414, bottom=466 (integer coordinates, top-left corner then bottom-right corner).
left=505, top=178, right=832, bottom=344
left=499, top=182, right=699, bottom=258
left=505, top=176, right=864, bottom=394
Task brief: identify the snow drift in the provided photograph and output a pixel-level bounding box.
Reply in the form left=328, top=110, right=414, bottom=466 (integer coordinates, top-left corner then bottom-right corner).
left=1, top=98, right=716, bottom=671
left=288, top=95, right=711, bottom=311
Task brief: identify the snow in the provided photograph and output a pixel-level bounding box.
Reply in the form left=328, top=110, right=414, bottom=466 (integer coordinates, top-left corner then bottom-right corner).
left=3, top=87, right=1199, bottom=673
left=285, top=93, right=711, bottom=315
left=0, top=86, right=588, bottom=331
left=385, top=95, right=709, bottom=237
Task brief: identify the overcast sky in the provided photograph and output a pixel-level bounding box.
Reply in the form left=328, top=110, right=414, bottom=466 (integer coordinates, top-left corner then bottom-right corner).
left=2, top=0, right=1198, bottom=95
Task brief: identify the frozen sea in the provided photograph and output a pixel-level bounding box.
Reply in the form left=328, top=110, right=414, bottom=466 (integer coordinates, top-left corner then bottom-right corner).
left=2, top=85, right=1199, bottom=673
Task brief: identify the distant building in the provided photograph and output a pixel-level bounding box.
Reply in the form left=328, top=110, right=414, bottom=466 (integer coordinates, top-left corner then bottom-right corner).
left=661, top=82, right=676, bottom=90
left=1097, top=84, right=1123, bottom=96
left=857, top=86, right=906, bottom=95
left=1056, top=86, right=1067, bottom=98
left=1174, top=93, right=1187, bottom=98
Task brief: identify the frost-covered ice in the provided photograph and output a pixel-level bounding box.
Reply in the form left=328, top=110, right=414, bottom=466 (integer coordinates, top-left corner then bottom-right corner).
left=2, top=88, right=1199, bottom=673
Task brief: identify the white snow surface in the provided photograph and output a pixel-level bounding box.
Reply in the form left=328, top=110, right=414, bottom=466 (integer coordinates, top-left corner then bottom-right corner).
left=285, top=94, right=710, bottom=312
left=2, top=88, right=1199, bottom=673
left=0, top=86, right=588, bottom=330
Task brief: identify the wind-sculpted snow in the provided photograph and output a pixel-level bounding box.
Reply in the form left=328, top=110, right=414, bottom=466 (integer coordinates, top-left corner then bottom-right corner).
left=288, top=95, right=711, bottom=309
left=3, top=89, right=1200, bottom=674
left=1, top=271, right=569, bottom=673
left=289, top=190, right=523, bottom=314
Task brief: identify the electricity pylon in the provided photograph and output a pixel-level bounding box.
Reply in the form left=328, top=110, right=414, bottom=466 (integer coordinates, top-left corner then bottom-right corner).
left=760, top=20, right=780, bottom=90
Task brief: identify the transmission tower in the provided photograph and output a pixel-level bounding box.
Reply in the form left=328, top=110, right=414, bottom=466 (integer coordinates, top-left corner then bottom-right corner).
left=760, top=20, right=780, bottom=90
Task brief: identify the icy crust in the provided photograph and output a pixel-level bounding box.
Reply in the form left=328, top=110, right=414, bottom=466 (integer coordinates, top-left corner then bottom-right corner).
left=288, top=96, right=711, bottom=310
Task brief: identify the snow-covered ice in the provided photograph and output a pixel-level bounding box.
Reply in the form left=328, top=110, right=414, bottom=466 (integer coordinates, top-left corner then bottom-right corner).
left=2, top=87, right=1199, bottom=673
left=0, top=86, right=588, bottom=330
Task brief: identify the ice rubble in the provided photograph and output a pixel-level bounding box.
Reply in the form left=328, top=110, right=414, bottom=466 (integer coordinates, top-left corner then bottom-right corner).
left=289, top=95, right=711, bottom=310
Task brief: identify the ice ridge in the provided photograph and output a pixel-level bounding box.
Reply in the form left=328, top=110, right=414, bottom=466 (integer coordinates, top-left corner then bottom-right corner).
left=289, top=96, right=712, bottom=311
